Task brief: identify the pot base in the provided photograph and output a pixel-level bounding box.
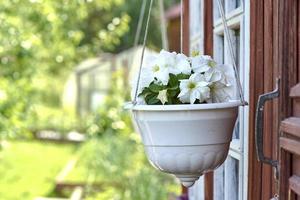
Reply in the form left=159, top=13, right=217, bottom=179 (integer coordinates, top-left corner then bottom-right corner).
left=176, top=174, right=201, bottom=187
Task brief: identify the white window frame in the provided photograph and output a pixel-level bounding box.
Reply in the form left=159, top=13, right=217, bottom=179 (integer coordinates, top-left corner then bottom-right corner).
left=189, top=0, right=205, bottom=199
left=212, top=0, right=250, bottom=200
left=188, top=0, right=249, bottom=199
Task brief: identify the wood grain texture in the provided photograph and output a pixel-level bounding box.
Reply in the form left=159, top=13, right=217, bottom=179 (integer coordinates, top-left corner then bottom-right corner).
left=248, top=0, right=264, bottom=199
left=204, top=0, right=213, bottom=57
left=181, top=0, right=189, bottom=195
left=247, top=0, right=300, bottom=199
left=261, top=0, right=274, bottom=198
left=278, top=1, right=300, bottom=199
left=183, top=0, right=189, bottom=55
left=290, top=83, right=300, bottom=97
left=290, top=83, right=300, bottom=118
left=280, top=117, right=300, bottom=138
left=293, top=155, right=300, bottom=176
left=289, top=175, right=300, bottom=196
left=280, top=148, right=291, bottom=200
left=298, top=0, right=300, bottom=82
left=280, top=138, right=300, bottom=156
left=272, top=0, right=280, bottom=196
left=203, top=0, right=213, bottom=199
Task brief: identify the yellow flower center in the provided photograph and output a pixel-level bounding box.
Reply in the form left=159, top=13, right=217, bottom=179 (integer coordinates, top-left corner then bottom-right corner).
left=188, top=82, right=196, bottom=89
left=208, top=60, right=216, bottom=67
left=153, top=65, right=160, bottom=72
left=191, top=50, right=200, bottom=57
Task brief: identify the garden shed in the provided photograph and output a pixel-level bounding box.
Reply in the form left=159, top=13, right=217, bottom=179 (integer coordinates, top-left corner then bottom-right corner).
left=62, top=46, right=156, bottom=117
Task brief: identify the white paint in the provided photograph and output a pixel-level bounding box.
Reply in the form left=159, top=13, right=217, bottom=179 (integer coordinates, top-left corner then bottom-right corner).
left=130, top=101, right=241, bottom=187
left=242, top=0, right=250, bottom=199
left=187, top=0, right=250, bottom=198
left=188, top=0, right=205, bottom=197
left=214, top=164, right=225, bottom=200
left=189, top=0, right=204, bottom=53
left=189, top=176, right=205, bottom=200
left=212, top=0, right=249, bottom=199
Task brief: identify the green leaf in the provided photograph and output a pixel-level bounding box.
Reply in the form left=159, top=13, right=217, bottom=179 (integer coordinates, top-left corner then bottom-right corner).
left=167, top=95, right=173, bottom=104
left=168, top=73, right=178, bottom=88
left=138, top=87, right=151, bottom=97
left=176, top=73, right=190, bottom=80
left=148, top=97, right=160, bottom=105
left=144, top=93, right=160, bottom=105
left=168, top=89, right=179, bottom=97
left=149, top=83, right=164, bottom=93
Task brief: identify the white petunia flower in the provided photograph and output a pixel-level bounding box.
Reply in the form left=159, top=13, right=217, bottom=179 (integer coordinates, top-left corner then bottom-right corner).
left=178, top=73, right=210, bottom=104
left=157, top=89, right=168, bottom=104
left=204, top=67, right=223, bottom=83
left=156, top=49, right=177, bottom=69
left=209, top=82, right=231, bottom=103
left=191, top=55, right=216, bottom=73
left=215, top=64, right=234, bottom=86
left=131, top=55, right=157, bottom=103
left=208, top=64, right=236, bottom=103
left=169, top=53, right=191, bottom=75
left=143, top=50, right=177, bottom=85
left=149, top=63, right=170, bottom=85
left=131, top=67, right=154, bottom=104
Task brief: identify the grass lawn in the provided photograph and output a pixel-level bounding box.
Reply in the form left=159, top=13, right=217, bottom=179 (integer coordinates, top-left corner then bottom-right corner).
left=0, top=140, right=77, bottom=200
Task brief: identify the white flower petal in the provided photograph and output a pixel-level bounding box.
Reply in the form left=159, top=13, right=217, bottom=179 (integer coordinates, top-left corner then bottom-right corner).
left=179, top=79, right=189, bottom=89
left=191, top=55, right=215, bottom=73
left=178, top=88, right=189, bottom=97
left=178, top=92, right=190, bottom=103
left=198, top=86, right=210, bottom=102
left=204, top=68, right=223, bottom=82
left=155, top=68, right=170, bottom=85
left=191, top=90, right=202, bottom=104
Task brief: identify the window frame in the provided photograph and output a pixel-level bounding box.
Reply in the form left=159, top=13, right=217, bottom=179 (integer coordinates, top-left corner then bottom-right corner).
left=211, top=0, right=250, bottom=199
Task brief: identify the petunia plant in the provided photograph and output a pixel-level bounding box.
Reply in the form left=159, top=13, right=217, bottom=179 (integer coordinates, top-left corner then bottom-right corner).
left=133, top=50, right=235, bottom=105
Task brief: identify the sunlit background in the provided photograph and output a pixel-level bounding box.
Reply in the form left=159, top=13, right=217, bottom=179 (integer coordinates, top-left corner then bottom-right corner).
left=0, top=0, right=182, bottom=199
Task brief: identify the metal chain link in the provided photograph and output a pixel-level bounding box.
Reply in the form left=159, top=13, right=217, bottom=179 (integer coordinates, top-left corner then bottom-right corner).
left=216, top=0, right=247, bottom=105
left=133, top=0, right=154, bottom=104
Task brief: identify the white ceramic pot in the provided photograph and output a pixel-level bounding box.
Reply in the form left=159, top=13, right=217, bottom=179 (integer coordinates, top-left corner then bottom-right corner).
left=131, top=100, right=241, bottom=187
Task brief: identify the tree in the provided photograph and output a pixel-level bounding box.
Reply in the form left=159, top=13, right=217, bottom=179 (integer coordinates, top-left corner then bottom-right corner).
left=0, top=0, right=179, bottom=138
left=0, top=0, right=130, bottom=137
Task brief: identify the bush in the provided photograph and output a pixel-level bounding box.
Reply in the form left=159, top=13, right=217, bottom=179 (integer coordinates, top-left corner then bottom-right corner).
left=82, top=69, right=132, bottom=138
left=27, top=104, right=80, bottom=135
left=78, top=134, right=179, bottom=200
left=77, top=69, right=180, bottom=199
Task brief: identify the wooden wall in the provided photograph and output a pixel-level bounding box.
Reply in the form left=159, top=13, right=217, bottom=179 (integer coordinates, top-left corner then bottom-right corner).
left=248, top=0, right=300, bottom=199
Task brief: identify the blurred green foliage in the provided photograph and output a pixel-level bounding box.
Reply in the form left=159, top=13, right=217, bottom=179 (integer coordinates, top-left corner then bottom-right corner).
left=66, top=69, right=179, bottom=199
left=0, top=140, right=76, bottom=200
left=0, top=0, right=130, bottom=138
left=80, top=135, right=179, bottom=200
left=0, top=0, right=178, bottom=138
left=82, top=69, right=132, bottom=138
left=0, top=1, right=181, bottom=198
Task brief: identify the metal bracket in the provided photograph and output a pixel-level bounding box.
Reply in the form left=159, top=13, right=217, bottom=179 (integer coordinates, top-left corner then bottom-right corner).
left=255, top=78, right=280, bottom=179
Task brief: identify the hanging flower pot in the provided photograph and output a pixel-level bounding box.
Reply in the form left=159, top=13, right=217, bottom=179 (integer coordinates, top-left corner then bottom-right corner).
left=126, top=0, right=246, bottom=187
left=126, top=49, right=244, bottom=187
left=131, top=101, right=240, bottom=187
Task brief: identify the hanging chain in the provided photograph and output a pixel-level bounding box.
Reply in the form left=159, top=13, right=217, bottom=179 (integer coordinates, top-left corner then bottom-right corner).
left=216, top=0, right=247, bottom=105
left=133, top=0, right=147, bottom=47
left=159, top=0, right=169, bottom=50
left=133, top=0, right=154, bottom=104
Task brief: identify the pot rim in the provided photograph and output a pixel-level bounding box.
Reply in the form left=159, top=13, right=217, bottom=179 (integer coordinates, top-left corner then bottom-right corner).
left=126, top=100, right=242, bottom=111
